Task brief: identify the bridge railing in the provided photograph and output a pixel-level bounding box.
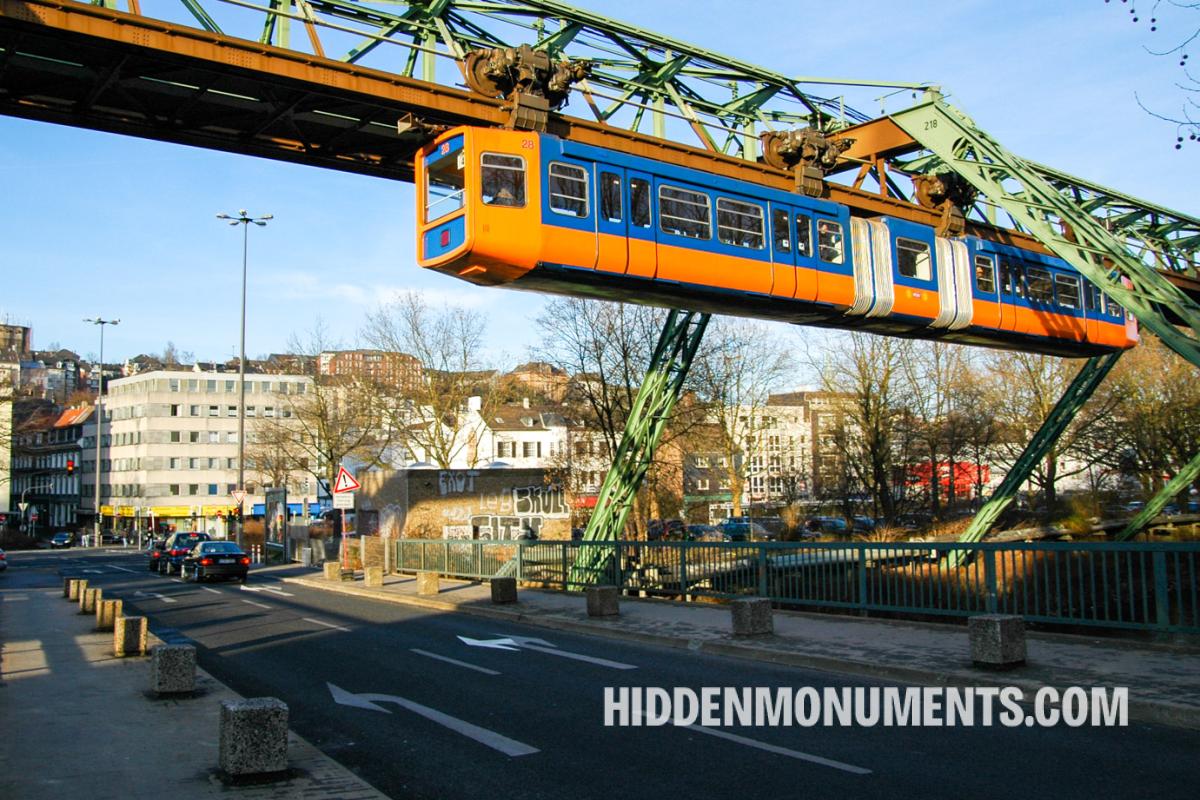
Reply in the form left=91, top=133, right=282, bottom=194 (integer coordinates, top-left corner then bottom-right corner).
left=387, top=539, right=1200, bottom=634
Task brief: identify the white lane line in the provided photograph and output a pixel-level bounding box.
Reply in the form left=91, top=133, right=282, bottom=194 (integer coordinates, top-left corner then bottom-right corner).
left=202, top=587, right=221, bottom=595
left=517, top=643, right=637, bottom=671
left=686, top=725, right=871, bottom=775
left=2, top=595, right=29, bottom=602
left=241, top=599, right=272, bottom=610
left=410, top=648, right=501, bottom=676
left=109, top=565, right=136, bottom=573
left=240, top=585, right=295, bottom=597
left=134, top=591, right=177, bottom=604
left=303, top=617, right=351, bottom=633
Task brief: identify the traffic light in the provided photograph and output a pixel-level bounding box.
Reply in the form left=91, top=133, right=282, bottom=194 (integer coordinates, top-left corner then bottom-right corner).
left=66, top=459, right=75, bottom=476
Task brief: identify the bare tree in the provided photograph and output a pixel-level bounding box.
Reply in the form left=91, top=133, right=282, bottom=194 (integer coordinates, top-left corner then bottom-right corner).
left=363, top=292, right=500, bottom=469
left=689, top=318, right=793, bottom=517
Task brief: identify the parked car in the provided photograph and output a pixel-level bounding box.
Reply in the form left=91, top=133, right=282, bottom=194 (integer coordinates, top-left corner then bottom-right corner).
left=805, top=516, right=849, bottom=535
left=647, top=519, right=686, bottom=541
left=0, top=547, right=7, bottom=571
left=717, top=520, right=773, bottom=542
left=100, top=530, right=125, bottom=545
left=159, top=531, right=212, bottom=575
left=49, top=531, right=74, bottom=549
left=181, top=541, right=250, bottom=583
left=685, top=523, right=722, bottom=542
left=852, top=516, right=876, bottom=532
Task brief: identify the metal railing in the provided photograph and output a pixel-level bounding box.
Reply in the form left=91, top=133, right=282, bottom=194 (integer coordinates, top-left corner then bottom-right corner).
left=385, top=539, right=1200, bottom=634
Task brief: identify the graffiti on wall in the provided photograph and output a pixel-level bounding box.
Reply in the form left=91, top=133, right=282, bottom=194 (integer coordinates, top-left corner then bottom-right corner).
left=435, top=475, right=568, bottom=540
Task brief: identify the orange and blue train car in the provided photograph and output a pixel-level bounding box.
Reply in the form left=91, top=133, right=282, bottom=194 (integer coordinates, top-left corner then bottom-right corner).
left=416, top=126, right=1137, bottom=357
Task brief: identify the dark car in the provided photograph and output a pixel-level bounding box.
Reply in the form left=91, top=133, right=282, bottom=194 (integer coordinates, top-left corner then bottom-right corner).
left=685, top=523, right=722, bottom=542
left=146, top=538, right=168, bottom=571
left=49, top=532, right=74, bottom=549
left=181, top=541, right=250, bottom=583
left=159, top=531, right=212, bottom=575
left=717, top=520, right=772, bottom=542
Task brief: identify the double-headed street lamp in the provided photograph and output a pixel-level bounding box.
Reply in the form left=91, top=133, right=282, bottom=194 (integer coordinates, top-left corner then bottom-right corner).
left=217, top=210, right=272, bottom=545
left=84, top=317, right=118, bottom=546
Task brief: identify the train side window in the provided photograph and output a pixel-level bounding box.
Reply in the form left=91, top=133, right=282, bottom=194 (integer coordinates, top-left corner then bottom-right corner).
left=717, top=198, right=764, bottom=249
left=600, top=171, right=622, bottom=222
left=1054, top=273, right=1080, bottom=309
left=659, top=185, right=711, bottom=239
left=817, top=219, right=844, bottom=263
left=630, top=178, right=651, bottom=228
left=480, top=153, right=526, bottom=207
left=772, top=209, right=791, bottom=252
left=548, top=162, right=589, bottom=217
left=796, top=214, right=813, bottom=257
left=896, top=237, right=931, bottom=280
left=1085, top=282, right=1103, bottom=312
left=974, top=255, right=996, bottom=293
left=1103, top=294, right=1125, bottom=320
left=1027, top=266, right=1054, bottom=303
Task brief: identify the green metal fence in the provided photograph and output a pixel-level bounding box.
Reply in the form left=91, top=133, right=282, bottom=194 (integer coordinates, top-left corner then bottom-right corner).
left=391, top=539, right=1200, bottom=634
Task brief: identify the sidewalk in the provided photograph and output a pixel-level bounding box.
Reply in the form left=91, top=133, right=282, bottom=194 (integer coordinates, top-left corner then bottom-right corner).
left=285, top=570, right=1200, bottom=730
left=0, top=583, right=389, bottom=800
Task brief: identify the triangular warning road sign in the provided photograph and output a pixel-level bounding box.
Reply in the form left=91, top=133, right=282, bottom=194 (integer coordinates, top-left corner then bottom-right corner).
left=333, top=466, right=361, bottom=494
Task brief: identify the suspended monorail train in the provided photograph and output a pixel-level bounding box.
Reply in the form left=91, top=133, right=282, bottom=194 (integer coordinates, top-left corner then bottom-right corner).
left=415, top=126, right=1137, bottom=357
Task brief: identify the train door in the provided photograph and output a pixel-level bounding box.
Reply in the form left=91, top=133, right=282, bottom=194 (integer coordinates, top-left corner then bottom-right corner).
left=625, top=170, right=656, bottom=279
left=970, top=251, right=1001, bottom=330
left=769, top=203, right=797, bottom=300
left=997, top=259, right=1024, bottom=333
left=595, top=166, right=628, bottom=274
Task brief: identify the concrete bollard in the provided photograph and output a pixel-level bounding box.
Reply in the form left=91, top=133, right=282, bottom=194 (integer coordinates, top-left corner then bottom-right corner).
left=96, top=598, right=123, bottom=631
left=730, top=598, right=774, bottom=637
left=62, top=577, right=73, bottom=597
left=586, top=585, right=620, bottom=617
left=968, top=614, right=1027, bottom=669
left=67, top=578, right=87, bottom=601
left=150, top=644, right=197, bottom=694
left=363, top=566, right=383, bottom=588
left=490, top=577, right=518, bottom=604
left=79, top=586, right=102, bottom=614
left=219, top=698, right=289, bottom=777
left=113, top=615, right=148, bottom=657
left=322, top=561, right=340, bottom=580
left=416, top=571, right=440, bottom=596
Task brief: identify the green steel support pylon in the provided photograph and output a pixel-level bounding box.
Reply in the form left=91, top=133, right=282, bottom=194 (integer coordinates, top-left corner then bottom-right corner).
left=953, top=353, right=1122, bottom=556
left=890, top=93, right=1200, bottom=371
left=890, top=94, right=1200, bottom=546
left=568, top=309, right=709, bottom=587
left=1118, top=451, right=1200, bottom=540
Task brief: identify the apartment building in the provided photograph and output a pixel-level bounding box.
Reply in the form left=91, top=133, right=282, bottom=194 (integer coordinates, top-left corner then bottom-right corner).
left=10, top=404, right=91, bottom=530
left=80, top=369, right=314, bottom=536
left=318, top=349, right=422, bottom=390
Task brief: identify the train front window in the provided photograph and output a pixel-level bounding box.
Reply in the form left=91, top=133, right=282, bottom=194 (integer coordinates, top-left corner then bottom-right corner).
left=817, top=220, right=843, bottom=263
left=975, top=255, right=996, bottom=294
left=481, top=153, right=526, bottom=207
left=549, top=162, right=588, bottom=217
left=896, top=237, right=931, bottom=280
left=425, top=150, right=465, bottom=222
left=717, top=198, right=764, bottom=249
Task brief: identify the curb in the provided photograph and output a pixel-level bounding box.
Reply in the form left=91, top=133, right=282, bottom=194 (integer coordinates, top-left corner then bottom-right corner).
left=284, top=575, right=1200, bottom=731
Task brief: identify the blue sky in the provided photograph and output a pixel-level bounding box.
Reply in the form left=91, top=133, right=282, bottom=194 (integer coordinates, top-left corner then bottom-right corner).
left=0, top=0, right=1193, bottom=371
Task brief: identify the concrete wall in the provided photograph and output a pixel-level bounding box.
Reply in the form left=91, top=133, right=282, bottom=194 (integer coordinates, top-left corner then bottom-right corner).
left=358, top=467, right=571, bottom=541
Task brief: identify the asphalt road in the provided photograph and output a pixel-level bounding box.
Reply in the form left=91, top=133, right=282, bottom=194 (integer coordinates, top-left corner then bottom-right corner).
left=5, top=548, right=1197, bottom=800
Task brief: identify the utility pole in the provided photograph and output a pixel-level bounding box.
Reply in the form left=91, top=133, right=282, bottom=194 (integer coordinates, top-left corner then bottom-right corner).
left=217, top=210, right=272, bottom=549
left=83, top=317, right=118, bottom=547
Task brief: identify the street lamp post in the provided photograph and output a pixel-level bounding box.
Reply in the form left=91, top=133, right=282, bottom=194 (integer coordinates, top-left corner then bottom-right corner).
left=84, top=317, right=119, bottom=547
left=217, top=210, right=272, bottom=548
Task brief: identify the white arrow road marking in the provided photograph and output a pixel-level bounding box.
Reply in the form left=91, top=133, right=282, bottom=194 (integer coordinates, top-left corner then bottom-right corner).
left=486, top=633, right=636, bottom=670
left=411, top=648, right=501, bottom=676
left=133, top=591, right=177, bottom=604
left=241, top=585, right=294, bottom=597
left=241, top=599, right=272, bottom=610
left=303, top=617, right=352, bottom=633
left=458, top=636, right=519, bottom=651
left=327, top=683, right=538, bottom=757
left=685, top=725, right=872, bottom=775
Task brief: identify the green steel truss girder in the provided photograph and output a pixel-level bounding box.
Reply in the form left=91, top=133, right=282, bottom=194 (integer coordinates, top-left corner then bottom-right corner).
left=111, top=0, right=929, bottom=157
left=569, top=309, right=709, bottom=587
left=891, top=96, right=1200, bottom=365
left=955, top=352, right=1123, bottom=552
left=1119, top=450, right=1200, bottom=540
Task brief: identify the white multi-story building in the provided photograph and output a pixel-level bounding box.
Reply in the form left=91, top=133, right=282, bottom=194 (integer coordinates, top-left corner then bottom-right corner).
left=80, top=369, right=314, bottom=536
